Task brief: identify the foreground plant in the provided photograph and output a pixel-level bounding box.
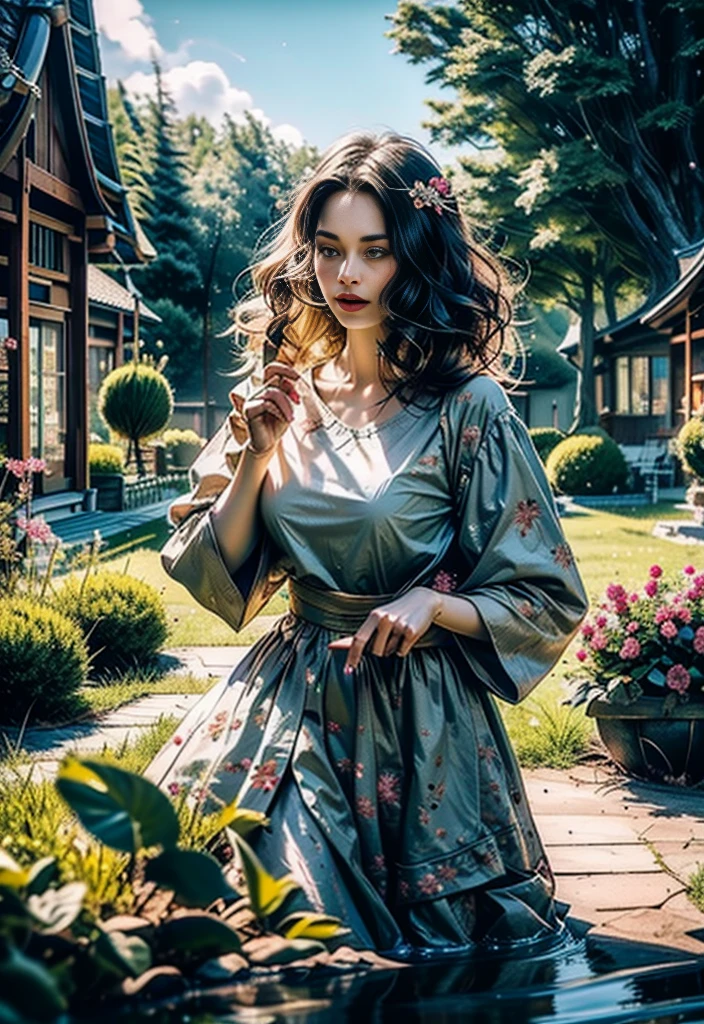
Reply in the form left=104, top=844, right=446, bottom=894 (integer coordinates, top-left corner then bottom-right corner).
left=0, top=757, right=348, bottom=1022
left=570, top=563, right=704, bottom=708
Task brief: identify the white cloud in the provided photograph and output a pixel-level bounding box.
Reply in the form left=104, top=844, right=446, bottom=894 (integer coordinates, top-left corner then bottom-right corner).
left=123, top=61, right=304, bottom=147
left=94, top=0, right=162, bottom=62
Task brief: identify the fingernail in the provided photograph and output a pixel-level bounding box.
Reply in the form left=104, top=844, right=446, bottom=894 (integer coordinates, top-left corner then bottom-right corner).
left=344, top=664, right=354, bottom=675
left=291, top=391, right=301, bottom=404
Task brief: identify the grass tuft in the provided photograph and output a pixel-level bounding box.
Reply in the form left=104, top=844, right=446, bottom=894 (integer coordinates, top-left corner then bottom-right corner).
left=687, top=865, right=704, bottom=914
left=503, top=696, right=593, bottom=769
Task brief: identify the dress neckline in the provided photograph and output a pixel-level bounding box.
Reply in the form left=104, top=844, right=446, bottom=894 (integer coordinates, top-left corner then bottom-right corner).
left=303, top=365, right=412, bottom=437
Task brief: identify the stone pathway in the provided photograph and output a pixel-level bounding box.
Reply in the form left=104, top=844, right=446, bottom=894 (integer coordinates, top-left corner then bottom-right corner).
left=3, top=645, right=704, bottom=956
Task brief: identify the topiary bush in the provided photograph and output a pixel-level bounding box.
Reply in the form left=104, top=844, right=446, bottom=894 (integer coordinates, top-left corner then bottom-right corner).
left=676, top=416, right=704, bottom=481
left=56, top=572, right=169, bottom=678
left=162, top=428, right=205, bottom=467
left=98, top=362, right=173, bottom=476
left=88, top=442, right=125, bottom=476
left=546, top=433, right=628, bottom=495
left=0, top=598, right=89, bottom=723
left=529, top=427, right=565, bottom=464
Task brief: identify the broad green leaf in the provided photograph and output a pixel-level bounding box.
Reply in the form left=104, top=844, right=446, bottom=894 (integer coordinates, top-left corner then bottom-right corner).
left=26, top=857, right=57, bottom=896
left=0, top=851, right=29, bottom=890
left=647, top=668, right=667, bottom=687
left=234, top=834, right=300, bottom=918
left=278, top=911, right=349, bottom=941
left=216, top=801, right=269, bottom=837
left=145, top=848, right=236, bottom=908
left=57, top=757, right=179, bottom=853
left=27, top=882, right=86, bottom=934
left=251, top=937, right=328, bottom=965
left=95, top=929, right=153, bottom=979
left=0, top=944, right=67, bottom=1020
left=156, top=912, right=242, bottom=957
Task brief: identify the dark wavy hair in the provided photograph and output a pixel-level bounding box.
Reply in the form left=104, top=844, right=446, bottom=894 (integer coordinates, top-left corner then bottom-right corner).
left=231, top=130, right=523, bottom=410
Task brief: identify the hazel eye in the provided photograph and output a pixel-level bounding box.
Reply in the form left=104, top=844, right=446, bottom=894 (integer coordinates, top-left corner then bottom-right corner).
left=317, top=246, right=337, bottom=258
left=366, top=247, right=389, bottom=259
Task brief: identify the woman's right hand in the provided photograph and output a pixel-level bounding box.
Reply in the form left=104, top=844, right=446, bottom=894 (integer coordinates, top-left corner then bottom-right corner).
left=237, top=361, right=301, bottom=455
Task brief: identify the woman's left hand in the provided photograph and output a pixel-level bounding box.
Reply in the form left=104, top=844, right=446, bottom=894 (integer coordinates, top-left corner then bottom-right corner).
left=327, top=587, right=442, bottom=673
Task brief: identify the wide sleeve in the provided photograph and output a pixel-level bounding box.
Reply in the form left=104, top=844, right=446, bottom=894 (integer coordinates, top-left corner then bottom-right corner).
left=159, top=368, right=291, bottom=634
left=440, top=378, right=589, bottom=704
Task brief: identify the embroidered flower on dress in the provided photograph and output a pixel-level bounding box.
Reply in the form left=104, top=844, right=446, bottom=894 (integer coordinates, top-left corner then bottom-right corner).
left=327, top=720, right=342, bottom=734
left=253, top=707, right=267, bottom=729
left=377, top=772, right=401, bottom=806
left=435, top=827, right=447, bottom=839
left=399, top=880, right=411, bottom=899
left=356, top=796, right=376, bottom=820
left=337, top=758, right=353, bottom=774
left=431, top=570, right=457, bottom=593
left=417, top=872, right=443, bottom=895
left=419, top=807, right=431, bottom=826
left=552, top=543, right=574, bottom=569
left=461, top=425, right=481, bottom=450
left=251, top=759, right=280, bottom=792
left=305, top=668, right=316, bottom=686
left=371, top=854, right=386, bottom=872
left=437, top=864, right=458, bottom=881
left=418, top=454, right=439, bottom=468
left=514, top=498, right=541, bottom=537
left=456, top=390, right=474, bottom=404
left=230, top=718, right=243, bottom=731
left=517, top=600, right=535, bottom=618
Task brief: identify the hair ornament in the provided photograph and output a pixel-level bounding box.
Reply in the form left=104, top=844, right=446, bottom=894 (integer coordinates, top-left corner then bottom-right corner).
left=408, top=175, right=453, bottom=215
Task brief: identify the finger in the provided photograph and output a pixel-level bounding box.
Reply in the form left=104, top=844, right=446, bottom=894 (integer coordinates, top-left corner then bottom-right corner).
left=327, top=637, right=353, bottom=649
left=382, top=629, right=403, bottom=657
left=247, top=397, right=289, bottom=426
left=263, top=363, right=300, bottom=384
left=370, top=615, right=396, bottom=658
left=256, top=389, right=295, bottom=423
left=396, top=623, right=419, bottom=658
left=344, top=614, right=382, bottom=672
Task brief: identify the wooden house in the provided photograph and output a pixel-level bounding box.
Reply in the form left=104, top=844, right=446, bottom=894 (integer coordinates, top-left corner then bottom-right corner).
left=559, top=242, right=704, bottom=446
left=0, top=0, right=154, bottom=505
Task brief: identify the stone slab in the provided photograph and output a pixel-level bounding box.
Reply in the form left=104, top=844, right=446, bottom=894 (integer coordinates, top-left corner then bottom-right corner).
left=648, top=842, right=704, bottom=881
left=535, top=814, right=639, bottom=846
left=588, top=907, right=704, bottom=955
left=661, top=891, right=704, bottom=923
left=549, top=844, right=659, bottom=875
left=555, top=873, right=685, bottom=912
left=631, top=817, right=704, bottom=844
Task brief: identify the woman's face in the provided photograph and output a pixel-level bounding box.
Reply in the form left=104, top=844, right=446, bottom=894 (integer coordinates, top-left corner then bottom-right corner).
left=313, top=190, right=398, bottom=330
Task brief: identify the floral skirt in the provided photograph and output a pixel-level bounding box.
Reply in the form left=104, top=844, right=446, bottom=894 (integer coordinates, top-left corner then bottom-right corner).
left=146, top=611, right=565, bottom=956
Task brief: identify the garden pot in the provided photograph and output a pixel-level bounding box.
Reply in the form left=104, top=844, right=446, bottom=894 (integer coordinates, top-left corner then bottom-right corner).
left=587, top=696, right=704, bottom=785
left=91, top=473, right=125, bottom=511
left=168, top=442, right=201, bottom=468
left=685, top=482, right=704, bottom=525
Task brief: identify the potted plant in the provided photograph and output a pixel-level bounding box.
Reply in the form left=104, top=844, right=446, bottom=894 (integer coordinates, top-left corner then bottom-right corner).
left=162, top=427, right=205, bottom=469
left=88, top=442, right=125, bottom=511
left=676, top=415, right=704, bottom=523
left=571, top=563, right=704, bottom=785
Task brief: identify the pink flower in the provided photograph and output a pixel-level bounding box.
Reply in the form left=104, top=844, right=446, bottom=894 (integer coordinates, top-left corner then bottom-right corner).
left=694, top=627, right=704, bottom=655
left=417, top=872, right=443, bottom=895
left=655, top=607, right=673, bottom=624
left=5, top=458, right=27, bottom=478
left=240, top=757, right=253, bottom=770
left=356, top=796, right=376, bottom=820
left=327, top=720, right=342, bottom=734
left=595, top=615, right=607, bottom=629
left=644, top=580, right=658, bottom=597
left=687, top=588, right=701, bottom=601
left=683, top=565, right=696, bottom=576
left=2, top=337, right=18, bottom=351
left=167, top=782, right=182, bottom=796
left=676, top=606, right=692, bottom=623
left=431, top=570, right=457, bottom=593
left=607, top=583, right=626, bottom=601
left=429, top=175, right=451, bottom=195
left=666, top=664, right=690, bottom=694
left=16, top=515, right=55, bottom=545
left=581, top=624, right=594, bottom=639
left=591, top=629, right=607, bottom=651
left=619, top=637, right=641, bottom=659
left=649, top=565, right=663, bottom=578
left=173, top=735, right=183, bottom=745
left=576, top=649, right=588, bottom=662
left=251, top=759, right=280, bottom=791
left=630, top=593, right=639, bottom=603
left=660, top=620, right=678, bottom=639
left=514, top=498, right=541, bottom=537
left=694, top=575, right=704, bottom=590
left=626, top=620, right=640, bottom=633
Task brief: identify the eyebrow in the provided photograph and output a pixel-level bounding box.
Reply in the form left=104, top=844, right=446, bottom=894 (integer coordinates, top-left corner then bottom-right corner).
left=315, top=230, right=389, bottom=242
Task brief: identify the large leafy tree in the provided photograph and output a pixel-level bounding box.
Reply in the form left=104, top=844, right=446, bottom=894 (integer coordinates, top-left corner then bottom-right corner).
left=387, top=0, right=704, bottom=426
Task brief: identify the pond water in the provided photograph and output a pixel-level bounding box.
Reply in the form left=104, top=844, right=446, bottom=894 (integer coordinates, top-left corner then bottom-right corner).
left=121, top=923, right=704, bottom=1024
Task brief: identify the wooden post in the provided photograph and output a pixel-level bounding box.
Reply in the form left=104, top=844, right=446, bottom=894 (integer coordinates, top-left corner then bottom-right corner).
left=685, top=303, right=693, bottom=420
left=67, top=229, right=89, bottom=491
left=9, top=149, right=31, bottom=458
left=116, top=310, right=124, bottom=366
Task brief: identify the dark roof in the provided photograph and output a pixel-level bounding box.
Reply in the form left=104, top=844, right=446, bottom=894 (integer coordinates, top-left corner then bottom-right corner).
left=0, top=0, right=152, bottom=264
left=88, top=266, right=161, bottom=321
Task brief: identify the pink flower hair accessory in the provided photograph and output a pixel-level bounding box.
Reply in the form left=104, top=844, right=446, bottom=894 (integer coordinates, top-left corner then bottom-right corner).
left=408, top=175, right=454, bottom=215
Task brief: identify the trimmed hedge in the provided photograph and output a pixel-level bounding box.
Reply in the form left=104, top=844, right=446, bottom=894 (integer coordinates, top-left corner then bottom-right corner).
left=529, top=427, right=565, bottom=463
left=0, top=598, right=89, bottom=723
left=88, top=442, right=125, bottom=476
left=676, top=417, right=704, bottom=480
left=56, top=572, right=169, bottom=678
left=546, top=433, right=628, bottom=495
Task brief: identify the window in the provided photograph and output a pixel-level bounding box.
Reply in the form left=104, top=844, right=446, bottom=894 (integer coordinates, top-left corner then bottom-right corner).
left=29, top=223, right=64, bottom=273
left=29, top=320, right=66, bottom=474
left=614, top=355, right=669, bottom=417
left=0, top=316, right=9, bottom=458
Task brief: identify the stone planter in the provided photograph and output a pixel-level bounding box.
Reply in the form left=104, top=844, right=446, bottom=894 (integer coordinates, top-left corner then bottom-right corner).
left=587, top=696, right=704, bottom=785
left=685, top=482, right=704, bottom=524
left=168, top=442, right=202, bottom=469
left=90, top=472, right=125, bottom=512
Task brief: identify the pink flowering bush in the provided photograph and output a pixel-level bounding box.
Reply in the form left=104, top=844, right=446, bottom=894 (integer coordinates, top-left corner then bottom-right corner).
left=0, top=455, right=62, bottom=599
left=571, top=563, right=704, bottom=707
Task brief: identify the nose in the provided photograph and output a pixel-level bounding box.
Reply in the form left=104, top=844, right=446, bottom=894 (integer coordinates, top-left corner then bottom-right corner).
left=337, top=254, right=362, bottom=287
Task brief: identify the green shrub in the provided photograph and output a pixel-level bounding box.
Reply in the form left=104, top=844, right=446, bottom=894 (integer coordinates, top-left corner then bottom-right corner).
left=529, top=427, right=565, bottom=463
left=573, top=424, right=611, bottom=440
left=676, top=417, right=704, bottom=480
left=88, top=442, right=125, bottom=476
left=56, top=571, right=169, bottom=678
left=0, top=598, right=88, bottom=724
left=98, top=362, right=173, bottom=476
left=162, top=428, right=205, bottom=467
left=546, top=433, right=628, bottom=495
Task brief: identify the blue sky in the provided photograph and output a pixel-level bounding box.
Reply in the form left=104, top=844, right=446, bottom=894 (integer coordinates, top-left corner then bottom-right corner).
left=95, top=0, right=478, bottom=168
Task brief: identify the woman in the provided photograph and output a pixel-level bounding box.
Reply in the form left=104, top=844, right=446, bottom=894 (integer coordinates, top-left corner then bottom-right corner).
left=149, top=131, right=589, bottom=960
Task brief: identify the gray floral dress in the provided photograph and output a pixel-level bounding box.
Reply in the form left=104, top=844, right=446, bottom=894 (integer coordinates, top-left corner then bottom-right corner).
left=147, top=362, right=589, bottom=957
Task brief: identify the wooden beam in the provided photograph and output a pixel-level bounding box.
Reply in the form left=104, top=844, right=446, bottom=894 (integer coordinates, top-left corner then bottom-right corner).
left=9, top=151, right=31, bottom=458
left=66, top=231, right=89, bottom=491
left=685, top=304, right=693, bottom=421
left=0, top=209, right=18, bottom=225
left=28, top=162, right=84, bottom=211
left=116, top=309, right=124, bottom=366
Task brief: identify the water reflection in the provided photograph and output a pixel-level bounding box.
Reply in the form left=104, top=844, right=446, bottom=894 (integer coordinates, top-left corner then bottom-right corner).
left=120, top=926, right=704, bottom=1024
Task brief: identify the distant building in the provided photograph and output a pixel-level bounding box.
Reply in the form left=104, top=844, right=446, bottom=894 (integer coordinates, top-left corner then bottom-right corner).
left=0, top=0, right=155, bottom=499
